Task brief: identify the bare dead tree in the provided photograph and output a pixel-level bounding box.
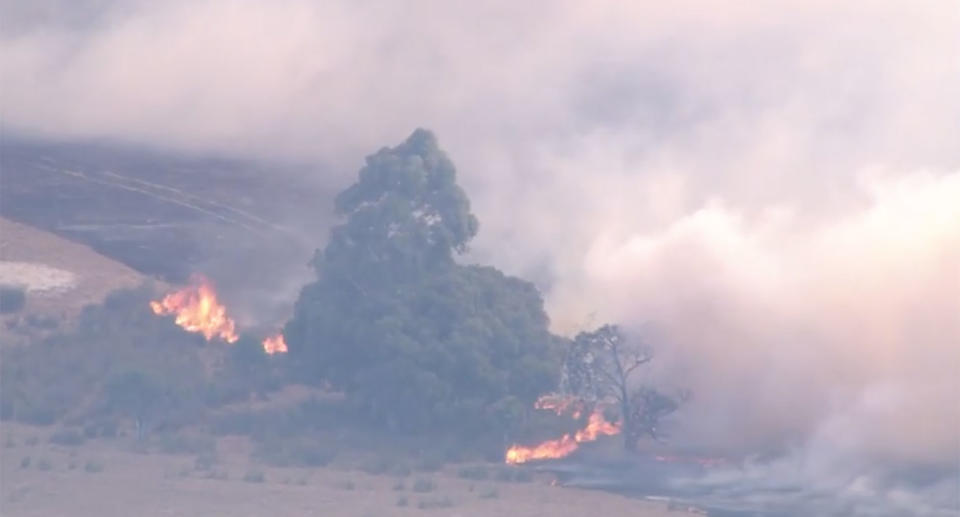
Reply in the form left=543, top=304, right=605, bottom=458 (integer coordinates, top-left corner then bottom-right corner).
left=562, top=324, right=683, bottom=451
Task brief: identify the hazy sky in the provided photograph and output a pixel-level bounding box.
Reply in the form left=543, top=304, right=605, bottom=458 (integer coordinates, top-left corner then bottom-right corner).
left=2, top=0, right=958, bottom=469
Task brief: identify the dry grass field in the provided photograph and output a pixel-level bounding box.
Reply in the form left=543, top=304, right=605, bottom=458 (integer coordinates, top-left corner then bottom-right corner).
left=0, top=221, right=676, bottom=516
left=0, top=217, right=154, bottom=346
left=0, top=218, right=148, bottom=313
left=0, top=424, right=674, bottom=517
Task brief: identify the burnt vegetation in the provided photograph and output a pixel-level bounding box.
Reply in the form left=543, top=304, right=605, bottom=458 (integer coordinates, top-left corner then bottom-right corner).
left=0, top=129, right=682, bottom=466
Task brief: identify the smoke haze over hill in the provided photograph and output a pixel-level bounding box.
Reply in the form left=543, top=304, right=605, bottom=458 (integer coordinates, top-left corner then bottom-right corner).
left=2, top=1, right=958, bottom=513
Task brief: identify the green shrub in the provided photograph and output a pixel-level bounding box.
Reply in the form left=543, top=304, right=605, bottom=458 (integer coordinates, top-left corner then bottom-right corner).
left=204, top=470, right=229, bottom=480
left=392, top=480, right=406, bottom=491
left=415, top=451, right=446, bottom=472
left=493, top=466, right=532, bottom=483
left=155, top=433, right=216, bottom=455
left=36, top=458, right=52, bottom=471
left=360, top=455, right=398, bottom=475
left=83, top=419, right=118, bottom=439
left=49, top=428, right=86, bottom=446
left=84, top=460, right=104, bottom=473
left=243, top=470, right=265, bottom=483
left=335, top=479, right=356, bottom=491
left=412, top=477, right=436, bottom=493
left=194, top=452, right=218, bottom=470
left=479, top=487, right=500, bottom=499
left=391, top=462, right=412, bottom=477
left=253, top=437, right=336, bottom=467
left=25, top=314, right=58, bottom=330
left=396, top=496, right=408, bottom=507
left=457, top=465, right=489, bottom=480
left=0, top=286, right=26, bottom=314
left=20, top=456, right=31, bottom=468
left=417, top=496, right=454, bottom=509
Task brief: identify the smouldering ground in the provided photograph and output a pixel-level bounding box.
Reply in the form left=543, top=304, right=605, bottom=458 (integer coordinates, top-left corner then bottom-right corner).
left=0, top=425, right=673, bottom=517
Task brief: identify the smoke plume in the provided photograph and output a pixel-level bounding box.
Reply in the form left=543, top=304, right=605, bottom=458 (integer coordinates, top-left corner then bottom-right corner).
left=2, top=0, right=958, bottom=507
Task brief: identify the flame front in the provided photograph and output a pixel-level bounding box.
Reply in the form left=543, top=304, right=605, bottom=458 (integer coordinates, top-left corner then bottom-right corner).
left=262, top=333, right=288, bottom=354
left=535, top=394, right=584, bottom=419
left=150, top=276, right=239, bottom=343
left=505, top=406, right=621, bottom=464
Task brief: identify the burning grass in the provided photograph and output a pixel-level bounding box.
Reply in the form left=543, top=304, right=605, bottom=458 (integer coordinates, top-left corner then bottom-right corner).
left=505, top=397, right=621, bottom=464
left=149, top=275, right=287, bottom=354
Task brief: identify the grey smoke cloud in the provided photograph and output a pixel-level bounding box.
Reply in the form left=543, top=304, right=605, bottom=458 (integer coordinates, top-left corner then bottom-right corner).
left=2, top=0, right=958, bottom=479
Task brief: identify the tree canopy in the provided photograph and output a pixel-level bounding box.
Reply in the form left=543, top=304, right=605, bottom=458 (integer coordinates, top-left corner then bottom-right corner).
left=285, top=129, right=560, bottom=435
left=562, top=324, right=683, bottom=450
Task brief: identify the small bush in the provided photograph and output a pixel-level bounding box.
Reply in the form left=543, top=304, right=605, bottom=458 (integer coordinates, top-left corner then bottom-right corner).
left=83, top=419, right=118, bottom=439
left=25, top=436, right=38, bottom=446
left=479, top=487, right=500, bottom=499
left=84, top=460, right=104, bottom=473
left=335, top=479, right=356, bottom=491
left=457, top=465, right=489, bottom=480
left=4, top=437, right=15, bottom=448
left=361, top=455, right=400, bottom=475
left=25, top=314, right=58, bottom=330
left=243, top=470, right=265, bottom=483
left=412, top=477, right=436, bottom=493
left=415, top=452, right=445, bottom=472
left=155, top=433, right=216, bottom=455
left=20, top=456, right=31, bottom=469
left=36, top=458, right=52, bottom=471
left=391, top=462, right=412, bottom=477
left=494, top=466, right=532, bottom=483
left=0, top=286, right=26, bottom=314
left=417, top=496, right=454, bottom=509
left=204, top=470, right=229, bottom=480
left=392, top=480, right=406, bottom=491
left=49, top=428, right=86, bottom=446
left=194, top=452, right=218, bottom=470
left=254, top=438, right=336, bottom=467
left=396, top=496, right=408, bottom=507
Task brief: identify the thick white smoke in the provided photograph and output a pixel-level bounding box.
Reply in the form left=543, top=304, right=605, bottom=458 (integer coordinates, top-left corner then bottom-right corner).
left=550, top=170, right=960, bottom=465
left=2, top=0, right=958, bottom=480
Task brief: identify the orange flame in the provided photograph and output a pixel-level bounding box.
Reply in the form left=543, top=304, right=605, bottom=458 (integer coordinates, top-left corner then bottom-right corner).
left=505, top=406, right=620, bottom=464
left=535, top=394, right=585, bottom=419
left=150, top=276, right=238, bottom=343
left=262, top=333, right=288, bottom=355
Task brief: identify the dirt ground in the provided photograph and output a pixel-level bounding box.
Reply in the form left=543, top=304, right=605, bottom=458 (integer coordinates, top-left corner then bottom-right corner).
left=0, top=424, right=674, bottom=517
left=0, top=217, right=149, bottom=312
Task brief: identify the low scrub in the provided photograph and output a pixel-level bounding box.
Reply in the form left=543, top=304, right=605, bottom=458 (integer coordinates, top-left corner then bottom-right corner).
left=412, top=477, right=436, bottom=493
left=494, top=466, right=532, bottom=483
left=417, top=496, right=454, bottom=509
left=49, top=428, right=86, bottom=446
left=243, top=470, right=266, bottom=483
left=0, top=285, right=26, bottom=314
left=253, top=437, right=336, bottom=467
left=457, top=465, right=489, bottom=480
left=154, top=432, right=216, bottom=456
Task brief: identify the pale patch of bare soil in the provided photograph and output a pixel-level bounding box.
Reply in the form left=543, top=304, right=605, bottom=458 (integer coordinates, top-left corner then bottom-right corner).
left=0, top=424, right=674, bottom=517
left=0, top=218, right=152, bottom=343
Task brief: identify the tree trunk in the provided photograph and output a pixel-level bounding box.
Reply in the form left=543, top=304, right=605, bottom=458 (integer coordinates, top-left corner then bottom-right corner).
left=623, top=428, right=639, bottom=452
left=620, top=394, right=637, bottom=451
